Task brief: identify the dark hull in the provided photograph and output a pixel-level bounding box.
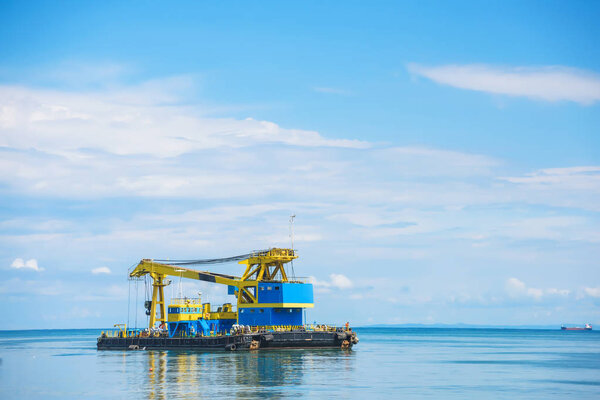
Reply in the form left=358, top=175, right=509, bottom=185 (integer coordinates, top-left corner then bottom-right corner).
left=97, top=330, right=358, bottom=351
left=561, top=327, right=592, bottom=331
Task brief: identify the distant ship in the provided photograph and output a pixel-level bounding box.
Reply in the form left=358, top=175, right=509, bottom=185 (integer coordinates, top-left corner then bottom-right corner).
left=561, top=323, right=592, bottom=331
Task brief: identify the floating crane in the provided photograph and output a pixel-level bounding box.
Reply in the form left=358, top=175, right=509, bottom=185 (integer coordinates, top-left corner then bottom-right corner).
left=128, top=248, right=314, bottom=337
left=98, top=247, right=359, bottom=350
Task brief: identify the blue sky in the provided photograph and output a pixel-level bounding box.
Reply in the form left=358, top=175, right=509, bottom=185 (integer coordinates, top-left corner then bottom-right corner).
left=1, top=1, right=599, bottom=329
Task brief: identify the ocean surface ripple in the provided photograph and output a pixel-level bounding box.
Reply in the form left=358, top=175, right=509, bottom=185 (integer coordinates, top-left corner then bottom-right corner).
left=0, top=327, right=599, bottom=399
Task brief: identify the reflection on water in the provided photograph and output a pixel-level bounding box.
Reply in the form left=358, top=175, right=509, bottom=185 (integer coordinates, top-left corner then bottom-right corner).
left=140, top=349, right=356, bottom=399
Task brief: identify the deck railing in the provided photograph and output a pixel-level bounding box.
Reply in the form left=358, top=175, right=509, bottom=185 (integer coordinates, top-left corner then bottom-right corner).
left=99, top=323, right=348, bottom=339
left=168, top=298, right=203, bottom=306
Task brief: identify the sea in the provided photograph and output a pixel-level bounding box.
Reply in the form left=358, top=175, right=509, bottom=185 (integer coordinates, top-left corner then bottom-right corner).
left=0, top=327, right=598, bottom=399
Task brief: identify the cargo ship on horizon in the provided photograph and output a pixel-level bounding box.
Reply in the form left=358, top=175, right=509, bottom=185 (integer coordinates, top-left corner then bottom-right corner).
left=561, top=323, right=592, bottom=331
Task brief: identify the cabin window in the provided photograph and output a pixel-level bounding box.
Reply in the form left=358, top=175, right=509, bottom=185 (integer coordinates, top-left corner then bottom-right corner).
left=259, top=309, right=264, bottom=313
left=275, top=309, right=281, bottom=313
left=275, top=287, right=280, bottom=291
left=240, top=309, right=245, bottom=313
left=267, top=286, right=272, bottom=290
left=250, top=309, right=255, bottom=313
left=260, top=287, right=264, bottom=291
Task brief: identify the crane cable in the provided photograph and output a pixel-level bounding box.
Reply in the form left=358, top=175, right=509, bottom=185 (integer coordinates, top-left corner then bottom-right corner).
left=144, top=275, right=150, bottom=327
left=133, top=278, right=137, bottom=329
left=126, top=261, right=137, bottom=331
left=126, top=277, right=131, bottom=331
left=153, top=249, right=271, bottom=266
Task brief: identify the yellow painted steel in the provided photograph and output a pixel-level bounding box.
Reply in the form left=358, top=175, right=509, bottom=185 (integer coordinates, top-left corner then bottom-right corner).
left=113, top=323, right=127, bottom=338
left=239, top=248, right=297, bottom=282
left=130, top=260, right=240, bottom=286
left=169, top=298, right=203, bottom=306
left=204, top=311, right=237, bottom=320
left=166, top=298, right=202, bottom=323
left=167, top=298, right=236, bottom=322
left=128, top=248, right=307, bottom=329
left=148, top=273, right=168, bottom=328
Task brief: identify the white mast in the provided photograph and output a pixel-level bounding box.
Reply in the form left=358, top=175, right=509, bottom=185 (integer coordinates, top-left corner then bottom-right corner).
left=289, top=214, right=296, bottom=250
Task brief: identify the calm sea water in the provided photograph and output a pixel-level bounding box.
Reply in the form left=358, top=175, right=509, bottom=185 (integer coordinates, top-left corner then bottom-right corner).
left=0, top=328, right=598, bottom=399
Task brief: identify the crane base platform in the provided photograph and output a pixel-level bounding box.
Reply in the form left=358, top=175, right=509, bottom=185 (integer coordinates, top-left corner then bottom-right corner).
left=97, top=330, right=359, bottom=351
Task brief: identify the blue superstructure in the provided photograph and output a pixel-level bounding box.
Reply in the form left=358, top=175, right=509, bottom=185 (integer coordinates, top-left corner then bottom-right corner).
left=237, top=282, right=314, bottom=326
left=256, top=282, right=314, bottom=304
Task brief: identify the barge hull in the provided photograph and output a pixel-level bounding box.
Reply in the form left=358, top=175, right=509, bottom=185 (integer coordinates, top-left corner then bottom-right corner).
left=97, top=330, right=357, bottom=351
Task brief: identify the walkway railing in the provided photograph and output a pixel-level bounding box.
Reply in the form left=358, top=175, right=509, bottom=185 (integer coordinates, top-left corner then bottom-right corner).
left=100, top=323, right=349, bottom=339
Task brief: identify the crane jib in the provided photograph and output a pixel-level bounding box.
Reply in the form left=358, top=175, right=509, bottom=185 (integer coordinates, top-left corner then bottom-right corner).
left=197, top=272, right=216, bottom=283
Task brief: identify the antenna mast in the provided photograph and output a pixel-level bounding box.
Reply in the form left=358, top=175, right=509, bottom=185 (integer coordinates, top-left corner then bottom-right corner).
left=289, top=214, right=296, bottom=250
left=289, top=214, right=296, bottom=279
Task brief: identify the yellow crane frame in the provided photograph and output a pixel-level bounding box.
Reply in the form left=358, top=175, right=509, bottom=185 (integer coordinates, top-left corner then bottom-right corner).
left=129, top=248, right=298, bottom=329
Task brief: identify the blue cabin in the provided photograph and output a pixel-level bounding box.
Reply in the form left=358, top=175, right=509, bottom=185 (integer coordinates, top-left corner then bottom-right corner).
left=236, top=282, right=314, bottom=326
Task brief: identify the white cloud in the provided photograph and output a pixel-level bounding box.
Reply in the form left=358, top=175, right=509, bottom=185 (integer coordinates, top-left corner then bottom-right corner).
left=501, top=166, right=600, bottom=187
left=309, top=274, right=353, bottom=290
left=546, top=288, right=570, bottom=296
left=91, top=266, right=111, bottom=275
left=0, top=113, right=500, bottom=203
left=505, top=278, right=570, bottom=300
left=10, top=258, right=44, bottom=271
left=584, top=287, right=600, bottom=298
left=2, top=79, right=597, bottom=223
left=330, top=273, right=353, bottom=289
left=0, top=77, right=599, bottom=288
left=407, top=63, right=600, bottom=105
left=1, top=69, right=599, bottom=327
left=377, top=146, right=499, bottom=177
left=500, top=167, right=600, bottom=212
left=0, top=84, right=367, bottom=157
